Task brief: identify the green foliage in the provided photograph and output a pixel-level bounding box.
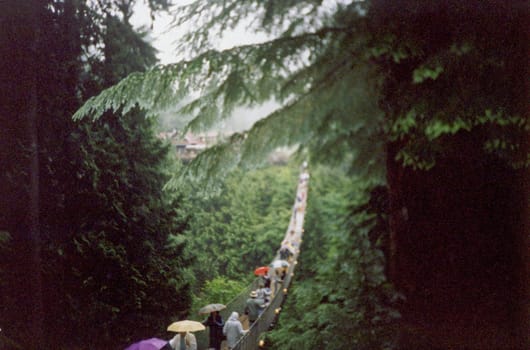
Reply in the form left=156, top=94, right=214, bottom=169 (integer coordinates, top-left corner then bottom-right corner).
left=267, top=166, right=400, bottom=349
left=371, top=0, right=528, bottom=169
left=412, top=64, right=443, bottom=84
left=174, top=164, right=298, bottom=290
left=55, top=111, right=192, bottom=347
left=190, top=277, right=247, bottom=319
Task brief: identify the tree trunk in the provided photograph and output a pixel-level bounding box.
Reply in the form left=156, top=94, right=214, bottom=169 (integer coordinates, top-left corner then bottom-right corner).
left=517, top=163, right=530, bottom=347
left=27, top=1, right=44, bottom=347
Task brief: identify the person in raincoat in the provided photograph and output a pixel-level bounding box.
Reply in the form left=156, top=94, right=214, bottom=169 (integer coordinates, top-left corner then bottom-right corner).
left=244, top=291, right=266, bottom=324
left=223, top=311, right=247, bottom=350
left=256, top=282, right=271, bottom=303
left=271, top=267, right=285, bottom=296
left=202, top=310, right=224, bottom=350
left=168, top=331, right=197, bottom=350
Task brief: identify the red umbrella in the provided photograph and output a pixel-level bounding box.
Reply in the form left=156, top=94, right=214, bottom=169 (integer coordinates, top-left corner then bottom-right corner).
left=254, top=266, right=269, bottom=276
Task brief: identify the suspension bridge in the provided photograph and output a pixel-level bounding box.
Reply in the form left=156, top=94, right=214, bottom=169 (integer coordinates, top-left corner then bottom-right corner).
left=194, top=165, right=309, bottom=350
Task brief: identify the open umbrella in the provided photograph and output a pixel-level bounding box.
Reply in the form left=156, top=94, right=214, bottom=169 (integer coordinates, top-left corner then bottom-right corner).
left=167, top=320, right=205, bottom=333
left=198, top=303, right=226, bottom=314
left=254, top=266, right=269, bottom=276
left=124, top=338, right=168, bottom=350
left=270, top=260, right=289, bottom=268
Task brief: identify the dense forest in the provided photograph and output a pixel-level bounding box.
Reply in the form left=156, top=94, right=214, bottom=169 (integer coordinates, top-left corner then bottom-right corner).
left=1, top=1, right=528, bottom=349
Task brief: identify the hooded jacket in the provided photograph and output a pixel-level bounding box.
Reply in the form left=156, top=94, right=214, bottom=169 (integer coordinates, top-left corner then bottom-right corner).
left=222, top=312, right=247, bottom=348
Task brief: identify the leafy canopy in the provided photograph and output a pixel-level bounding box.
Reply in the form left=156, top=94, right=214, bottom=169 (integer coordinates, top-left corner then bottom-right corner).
left=73, top=0, right=528, bottom=178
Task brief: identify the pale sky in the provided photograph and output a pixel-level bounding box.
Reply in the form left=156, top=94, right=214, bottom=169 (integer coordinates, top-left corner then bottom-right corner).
left=130, top=2, right=270, bottom=64
left=130, top=0, right=343, bottom=63
left=130, top=3, right=182, bottom=64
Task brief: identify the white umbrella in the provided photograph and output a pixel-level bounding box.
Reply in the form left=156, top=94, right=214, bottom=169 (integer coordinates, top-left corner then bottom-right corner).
left=270, top=260, right=289, bottom=268
left=198, top=303, right=226, bottom=314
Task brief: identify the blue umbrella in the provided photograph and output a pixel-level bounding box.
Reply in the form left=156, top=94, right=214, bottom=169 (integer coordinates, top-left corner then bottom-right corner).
left=124, top=337, right=169, bottom=350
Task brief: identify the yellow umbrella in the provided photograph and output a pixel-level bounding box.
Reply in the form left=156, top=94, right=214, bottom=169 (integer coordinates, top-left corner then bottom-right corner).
left=167, top=320, right=205, bottom=333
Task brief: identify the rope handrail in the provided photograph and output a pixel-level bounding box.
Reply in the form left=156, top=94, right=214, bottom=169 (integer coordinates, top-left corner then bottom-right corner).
left=196, top=165, right=309, bottom=350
